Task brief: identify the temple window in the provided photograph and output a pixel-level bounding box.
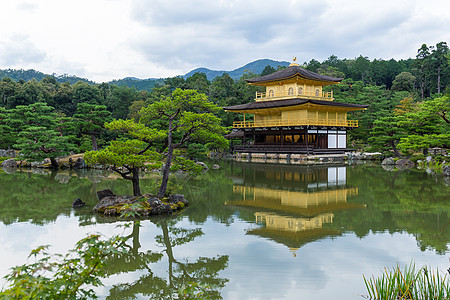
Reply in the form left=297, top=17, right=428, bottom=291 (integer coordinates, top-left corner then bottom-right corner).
left=288, top=87, right=293, bottom=95
left=315, top=89, right=320, bottom=96
left=298, top=87, right=303, bottom=95
left=269, top=89, right=274, bottom=97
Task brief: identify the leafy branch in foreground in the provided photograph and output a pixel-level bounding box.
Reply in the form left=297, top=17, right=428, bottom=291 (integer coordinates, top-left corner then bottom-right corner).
left=0, top=233, right=128, bottom=299
left=363, top=262, right=450, bottom=300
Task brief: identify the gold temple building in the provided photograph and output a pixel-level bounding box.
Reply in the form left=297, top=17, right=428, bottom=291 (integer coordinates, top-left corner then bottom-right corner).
left=224, top=61, right=368, bottom=154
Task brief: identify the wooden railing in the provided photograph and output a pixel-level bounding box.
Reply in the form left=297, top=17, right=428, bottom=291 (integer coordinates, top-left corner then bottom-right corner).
left=233, top=119, right=358, bottom=128
left=256, top=90, right=333, bottom=101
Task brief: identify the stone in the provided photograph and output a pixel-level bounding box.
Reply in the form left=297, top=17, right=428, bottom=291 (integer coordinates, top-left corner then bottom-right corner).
left=212, top=164, right=220, bottom=170
left=72, top=198, right=86, bottom=208
left=147, top=197, right=163, bottom=207
left=0, top=149, right=15, bottom=157
left=168, top=194, right=188, bottom=205
left=196, top=161, right=208, bottom=171
left=73, top=158, right=87, bottom=169
left=444, top=176, right=450, bottom=186
left=55, top=173, right=71, bottom=184
left=31, top=168, right=50, bottom=175
left=96, top=189, right=115, bottom=201
left=1, top=159, right=17, bottom=168
left=1, top=167, right=16, bottom=174
left=381, top=164, right=395, bottom=172
left=395, top=158, right=414, bottom=170
left=426, top=156, right=433, bottom=163
left=151, top=204, right=172, bottom=215
left=31, top=160, right=46, bottom=168
left=443, top=165, right=450, bottom=176
left=93, top=191, right=188, bottom=217
left=381, top=157, right=395, bottom=165
left=92, top=195, right=133, bottom=213
left=104, top=208, right=117, bottom=216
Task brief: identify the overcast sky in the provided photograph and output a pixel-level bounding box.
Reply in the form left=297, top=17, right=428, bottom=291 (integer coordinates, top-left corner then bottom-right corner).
left=0, top=0, right=449, bottom=82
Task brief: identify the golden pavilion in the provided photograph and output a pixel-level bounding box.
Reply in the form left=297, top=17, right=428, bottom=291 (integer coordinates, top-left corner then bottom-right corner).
left=224, top=60, right=368, bottom=154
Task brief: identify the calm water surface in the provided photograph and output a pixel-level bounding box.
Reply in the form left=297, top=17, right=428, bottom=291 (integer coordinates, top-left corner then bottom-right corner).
left=0, top=163, right=449, bottom=299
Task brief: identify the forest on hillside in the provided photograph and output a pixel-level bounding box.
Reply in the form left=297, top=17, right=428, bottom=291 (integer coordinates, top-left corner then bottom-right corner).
left=0, top=42, right=448, bottom=159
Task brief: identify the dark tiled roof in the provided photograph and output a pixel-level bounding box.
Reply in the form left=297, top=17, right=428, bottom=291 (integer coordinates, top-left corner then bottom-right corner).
left=224, top=131, right=245, bottom=138
left=246, top=65, right=343, bottom=84
left=223, top=98, right=369, bottom=111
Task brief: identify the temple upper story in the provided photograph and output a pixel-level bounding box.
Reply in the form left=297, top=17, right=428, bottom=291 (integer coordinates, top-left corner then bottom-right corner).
left=246, top=63, right=342, bottom=102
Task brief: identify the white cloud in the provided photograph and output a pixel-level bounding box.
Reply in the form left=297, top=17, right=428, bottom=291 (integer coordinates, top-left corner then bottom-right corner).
left=0, top=0, right=448, bottom=81
left=16, top=2, right=39, bottom=12
left=0, top=34, right=47, bottom=66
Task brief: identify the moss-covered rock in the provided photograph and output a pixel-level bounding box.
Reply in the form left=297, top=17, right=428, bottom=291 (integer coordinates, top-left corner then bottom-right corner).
left=92, top=189, right=188, bottom=217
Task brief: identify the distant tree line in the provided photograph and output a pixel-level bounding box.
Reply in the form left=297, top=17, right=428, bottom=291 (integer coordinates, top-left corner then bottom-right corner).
left=303, top=42, right=449, bottom=98
left=0, top=69, right=94, bottom=85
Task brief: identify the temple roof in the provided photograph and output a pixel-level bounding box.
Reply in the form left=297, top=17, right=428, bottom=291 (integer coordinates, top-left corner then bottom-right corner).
left=246, top=65, right=343, bottom=84
left=223, top=98, right=369, bottom=112
left=246, top=227, right=341, bottom=250
left=224, top=130, right=245, bottom=138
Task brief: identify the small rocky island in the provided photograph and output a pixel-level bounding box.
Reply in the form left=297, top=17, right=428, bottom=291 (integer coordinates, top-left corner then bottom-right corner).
left=93, top=189, right=188, bottom=217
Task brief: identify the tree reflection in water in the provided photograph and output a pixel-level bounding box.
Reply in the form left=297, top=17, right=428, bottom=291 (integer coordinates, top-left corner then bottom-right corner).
left=104, top=219, right=229, bottom=299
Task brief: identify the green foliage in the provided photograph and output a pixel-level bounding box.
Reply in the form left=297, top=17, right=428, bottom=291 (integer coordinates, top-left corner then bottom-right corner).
left=10, top=102, right=76, bottom=166
left=106, top=85, right=139, bottom=119
left=73, top=103, right=113, bottom=151
left=390, top=94, right=449, bottom=155
left=0, top=107, right=14, bottom=148
left=0, top=233, right=128, bottom=299
left=186, top=143, right=208, bottom=159
left=391, top=72, right=416, bottom=92
left=72, top=82, right=101, bottom=106
left=0, top=69, right=94, bottom=85
left=105, top=119, right=165, bottom=143
left=139, top=88, right=228, bottom=198
left=85, top=139, right=162, bottom=169
left=363, top=262, right=450, bottom=300
left=398, top=134, right=450, bottom=154
left=171, top=155, right=203, bottom=176
left=369, top=116, right=407, bottom=156
left=177, top=282, right=220, bottom=299
left=85, top=119, right=166, bottom=195
left=74, top=103, right=112, bottom=135
left=420, top=95, right=450, bottom=124
left=260, top=65, right=277, bottom=76
left=109, top=77, right=163, bottom=92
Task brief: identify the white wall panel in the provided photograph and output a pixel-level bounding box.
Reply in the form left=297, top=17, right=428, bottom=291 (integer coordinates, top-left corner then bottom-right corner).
left=328, top=134, right=337, bottom=148
left=338, top=135, right=346, bottom=148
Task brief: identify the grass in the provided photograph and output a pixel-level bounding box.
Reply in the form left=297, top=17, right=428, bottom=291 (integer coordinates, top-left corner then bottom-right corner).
left=363, top=262, right=450, bottom=299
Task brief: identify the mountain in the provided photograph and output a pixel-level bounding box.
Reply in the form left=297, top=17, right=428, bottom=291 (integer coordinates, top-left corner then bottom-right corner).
left=109, top=77, right=164, bottom=91
left=0, top=59, right=289, bottom=91
left=183, top=59, right=290, bottom=80
left=0, top=69, right=94, bottom=84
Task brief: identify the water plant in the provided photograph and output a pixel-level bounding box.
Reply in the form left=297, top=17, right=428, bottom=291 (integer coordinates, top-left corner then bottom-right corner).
left=363, top=262, right=450, bottom=299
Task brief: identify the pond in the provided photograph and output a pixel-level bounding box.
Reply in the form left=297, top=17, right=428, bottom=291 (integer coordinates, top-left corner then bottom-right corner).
left=0, top=163, right=449, bottom=299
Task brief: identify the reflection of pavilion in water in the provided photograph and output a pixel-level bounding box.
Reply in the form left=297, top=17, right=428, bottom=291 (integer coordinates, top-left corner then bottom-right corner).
left=228, top=164, right=364, bottom=255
